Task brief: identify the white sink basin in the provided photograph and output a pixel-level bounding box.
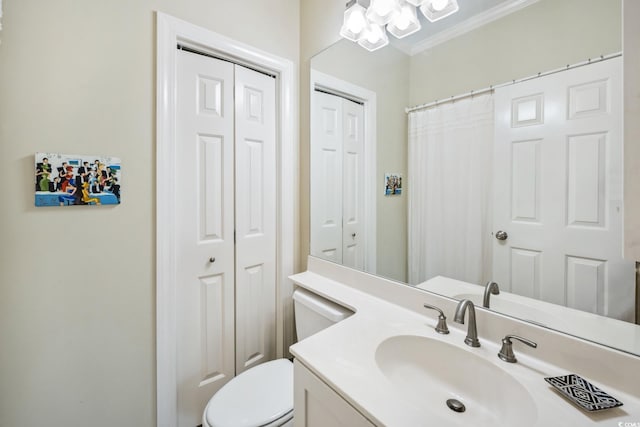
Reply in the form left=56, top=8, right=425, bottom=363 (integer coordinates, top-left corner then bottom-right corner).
left=375, top=335, right=537, bottom=426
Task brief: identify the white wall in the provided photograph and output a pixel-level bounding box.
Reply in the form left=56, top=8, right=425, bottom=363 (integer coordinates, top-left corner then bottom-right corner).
left=0, top=1, right=299, bottom=426
left=311, top=41, right=410, bottom=282
left=408, top=0, right=622, bottom=105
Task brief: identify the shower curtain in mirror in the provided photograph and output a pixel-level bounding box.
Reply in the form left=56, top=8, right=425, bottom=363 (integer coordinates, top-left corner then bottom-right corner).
left=408, top=93, right=494, bottom=286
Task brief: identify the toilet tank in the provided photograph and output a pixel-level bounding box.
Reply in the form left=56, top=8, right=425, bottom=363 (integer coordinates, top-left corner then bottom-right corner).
left=293, top=287, right=353, bottom=341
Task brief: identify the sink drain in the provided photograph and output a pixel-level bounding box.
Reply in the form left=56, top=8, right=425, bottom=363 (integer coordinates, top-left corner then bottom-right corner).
left=446, top=399, right=466, bottom=413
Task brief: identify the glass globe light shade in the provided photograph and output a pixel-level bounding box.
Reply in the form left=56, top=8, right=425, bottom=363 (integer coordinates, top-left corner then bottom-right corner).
left=366, top=0, right=401, bottom=26
left=431, top=0, right=449, bottom=11
left=357, top=22, right=389, bottom=51
left=340, top=1, right=368, bottom=42
left=420, top=0, right=459, bottom=22
left=387, top=3, right=421, bottom=39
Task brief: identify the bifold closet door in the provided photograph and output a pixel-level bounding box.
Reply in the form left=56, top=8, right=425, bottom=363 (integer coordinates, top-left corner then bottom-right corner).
left=311, top=91, right=343, bottom=263
left=234, top=65, right=277, bottom=374
left=176, top=51, right=277, bottom=425
left=310, top=91, right=365, bottom=269
left=176, top=50, right=236, bottom=426
left=341, top=98, right=365, bottom=271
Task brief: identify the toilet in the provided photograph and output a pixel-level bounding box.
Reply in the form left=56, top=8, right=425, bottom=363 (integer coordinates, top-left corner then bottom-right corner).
left=202, top=287, right=353, bottom=427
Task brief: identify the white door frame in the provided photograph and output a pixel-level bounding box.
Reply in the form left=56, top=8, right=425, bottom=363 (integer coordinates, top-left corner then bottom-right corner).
left=156, top=12, right=297, bottom=427
left=310, top=69, right=377, bottom=273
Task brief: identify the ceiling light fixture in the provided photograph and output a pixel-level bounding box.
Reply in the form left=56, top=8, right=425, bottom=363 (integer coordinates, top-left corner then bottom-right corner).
left=366, top=0, right=402, bottom=26
left=340, top=0, right=369, bottom=42
left=420, top=0, right=459, bottom=22
left=340, top=0, right=459, bottom=51
left=387, top=0, right=422, bottom=39
left=358, top=21, right=389, bottom=51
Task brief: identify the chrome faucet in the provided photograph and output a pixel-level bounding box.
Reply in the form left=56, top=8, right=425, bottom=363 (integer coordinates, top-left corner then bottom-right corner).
left=453, top=299, right=480, bottom=347
left=483, top=281, right=500, bottom=308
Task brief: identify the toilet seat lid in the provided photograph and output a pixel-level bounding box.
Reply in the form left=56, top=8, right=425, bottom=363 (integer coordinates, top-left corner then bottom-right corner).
left=205, top=359, right=293, bottom=427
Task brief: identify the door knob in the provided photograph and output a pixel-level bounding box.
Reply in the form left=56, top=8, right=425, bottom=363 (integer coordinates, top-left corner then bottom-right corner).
left=209, top=257, right=216, bottom=263
left=495, top=230, right=508, bottom=241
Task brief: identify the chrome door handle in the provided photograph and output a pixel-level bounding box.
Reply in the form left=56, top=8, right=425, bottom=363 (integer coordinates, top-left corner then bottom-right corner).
left=495, top=230, right=508, bottom=241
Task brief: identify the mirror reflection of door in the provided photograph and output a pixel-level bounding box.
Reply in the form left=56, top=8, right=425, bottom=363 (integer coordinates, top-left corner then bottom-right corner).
left=311, top=90, right=365, bottom=270
left=307, top=1, right=637, bottom=355
left=492, top=57, right=635, bottom=321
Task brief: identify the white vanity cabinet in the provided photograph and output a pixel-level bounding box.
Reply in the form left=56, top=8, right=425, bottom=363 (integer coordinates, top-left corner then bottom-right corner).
left=294, top=360, right=376, bottom=427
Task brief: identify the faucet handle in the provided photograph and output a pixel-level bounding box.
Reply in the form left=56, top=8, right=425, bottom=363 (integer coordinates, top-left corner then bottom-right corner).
left=423, top=303, right=450, bottom=334
left=498, top=335, right=538, bottom=363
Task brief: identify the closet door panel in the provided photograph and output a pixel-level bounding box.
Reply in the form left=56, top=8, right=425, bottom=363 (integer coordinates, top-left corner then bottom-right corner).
left=234, top=65, right=277, bottom=373
left=342, top=99, right=365, bottom=270
left=310, top=91, right=344, bottom=263
left=176, top=50, right=236, bottom=427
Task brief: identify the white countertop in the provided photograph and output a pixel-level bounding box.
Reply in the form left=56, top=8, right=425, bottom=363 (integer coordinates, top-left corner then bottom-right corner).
left=290, top=269, right=640, bottom=426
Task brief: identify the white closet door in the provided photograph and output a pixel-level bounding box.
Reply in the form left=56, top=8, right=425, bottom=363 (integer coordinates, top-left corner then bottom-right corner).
left=342, top=99, right=365, bottom=270
left=311, top=91, right=344, bottom=263
left=234, top=65, right=277, bottom=374
left=493, top=57, right=635, bottom=321
left=176, top=50, right=236, bottom=426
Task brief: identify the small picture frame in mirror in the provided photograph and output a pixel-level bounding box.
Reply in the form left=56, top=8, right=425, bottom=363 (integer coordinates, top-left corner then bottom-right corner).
left=384, top=172, right=402, bottom=196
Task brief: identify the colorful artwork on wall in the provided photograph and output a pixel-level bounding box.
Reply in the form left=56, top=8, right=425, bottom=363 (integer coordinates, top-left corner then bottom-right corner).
left=34, top=152, right=121, bottom=207
left=384, top=172, right=402, bottom=196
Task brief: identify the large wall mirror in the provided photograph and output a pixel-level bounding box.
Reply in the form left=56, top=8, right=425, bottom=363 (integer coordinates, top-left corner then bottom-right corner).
left=309, top=0, right=640, bottom=355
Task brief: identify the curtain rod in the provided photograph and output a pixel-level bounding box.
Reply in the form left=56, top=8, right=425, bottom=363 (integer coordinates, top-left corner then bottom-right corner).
left=405, top=52, right=622, bottom=114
